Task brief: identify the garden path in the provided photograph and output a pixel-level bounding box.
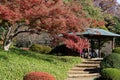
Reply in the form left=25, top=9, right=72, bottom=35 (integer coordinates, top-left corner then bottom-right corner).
left=65, top=58, right=103, bottom=80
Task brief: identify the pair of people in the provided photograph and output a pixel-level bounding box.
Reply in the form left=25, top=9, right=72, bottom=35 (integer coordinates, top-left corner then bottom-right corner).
left=81, top=49, right=99, bottom=58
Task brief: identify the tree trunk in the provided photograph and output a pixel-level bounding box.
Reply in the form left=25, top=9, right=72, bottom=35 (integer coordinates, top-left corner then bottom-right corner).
left=3, top=38, right=12, bottom=51
left=3, top=26, right=13, bottom=51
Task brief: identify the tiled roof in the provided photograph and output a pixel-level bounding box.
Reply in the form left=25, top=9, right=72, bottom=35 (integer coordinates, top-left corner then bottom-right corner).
left=76, top=28, right=120, bottom=37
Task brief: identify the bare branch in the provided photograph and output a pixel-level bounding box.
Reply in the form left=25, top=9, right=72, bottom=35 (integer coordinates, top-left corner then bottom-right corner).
left=13, top=30, right=40, bottom=38
left=14, top=22, right=28, bottom=33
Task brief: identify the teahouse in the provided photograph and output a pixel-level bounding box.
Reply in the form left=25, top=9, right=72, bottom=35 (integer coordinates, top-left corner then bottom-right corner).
left=76, top=28, right=120, bottom=58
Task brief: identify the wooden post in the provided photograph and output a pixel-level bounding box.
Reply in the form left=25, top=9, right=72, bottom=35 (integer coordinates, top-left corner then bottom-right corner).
left=112, top=37, right=115, bottom=50
left=90, top=39, right=94, bottom=58
left=98, top=39, right=101, bottom=58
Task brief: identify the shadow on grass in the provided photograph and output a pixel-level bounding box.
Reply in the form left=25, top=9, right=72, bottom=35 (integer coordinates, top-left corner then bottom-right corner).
left=0, top=54, right=8, bottom=60
left=94, top=77, right=106, bottom=80
left=9, top=48, right=69, bottom=64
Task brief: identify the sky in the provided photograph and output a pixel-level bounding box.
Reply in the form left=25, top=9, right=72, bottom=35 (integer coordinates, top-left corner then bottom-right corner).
left=117, top=0, right=120, bottom=4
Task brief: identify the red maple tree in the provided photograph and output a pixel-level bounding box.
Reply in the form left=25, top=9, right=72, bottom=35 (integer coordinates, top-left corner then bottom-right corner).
left=0, top=0, right=90, bottom=50
left=62, top=33, right=90, bottom=53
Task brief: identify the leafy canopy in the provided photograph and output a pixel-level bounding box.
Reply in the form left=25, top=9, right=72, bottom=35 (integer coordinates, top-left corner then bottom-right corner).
left=0, top=0, right=90, bottom=35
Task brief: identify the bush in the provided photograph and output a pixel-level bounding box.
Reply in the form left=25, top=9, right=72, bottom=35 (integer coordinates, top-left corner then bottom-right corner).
left=112, top=47, right=120, bottom=53
left=23, top=72, right=55, bottom=80
left=101, top=52, right=105, bottom=58
left=15, top=40, right=31, bottom=48
left=100, top=53, right=120, bottom=69
left=49, top=44, right=80, bottom=56
left=100, top=68, right=120, bottom=80
left=30, top=44, right=52, bottom=54
left=42, top=46, right=52, bottom=54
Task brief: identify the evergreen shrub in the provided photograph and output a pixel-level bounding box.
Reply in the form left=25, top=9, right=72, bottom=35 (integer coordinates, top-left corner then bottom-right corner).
left=100, top=68, right=120, bottom=80
left=30, top=44, right=51, bottom=54
left=112, top=47, right=120, bottom=53
left=100, top=53, right=120, bottom=69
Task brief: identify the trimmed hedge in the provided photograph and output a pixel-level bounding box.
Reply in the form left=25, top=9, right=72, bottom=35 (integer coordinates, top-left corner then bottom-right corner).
left=100, top=53, right=120, bottom=69
left=23, top=72, right=55, bottom=80
left=30, top=44, right=52, bottom=54
left=112, top=47, right=120, bottom=53
left=100, top=68, right=120, bottom=80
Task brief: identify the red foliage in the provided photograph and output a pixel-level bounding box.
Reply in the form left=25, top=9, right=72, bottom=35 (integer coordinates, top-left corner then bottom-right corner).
left=23, top=72, right=55, bottom=80
left=0, top=0, right=90, bottom=34
left=63, top=33, right=89, bottom=53
left=51, top=36, right=64, bottom=47
left=0, top=0, right=92, bottom=51
left=90, top=19, right=105, bottom=28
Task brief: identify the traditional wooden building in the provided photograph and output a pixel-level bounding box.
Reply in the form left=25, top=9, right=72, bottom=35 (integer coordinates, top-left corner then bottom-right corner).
left=76, top=28, right=120, bottom=58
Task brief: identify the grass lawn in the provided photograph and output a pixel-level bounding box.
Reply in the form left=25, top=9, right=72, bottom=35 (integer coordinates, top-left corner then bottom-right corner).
left=0, top=48, right=81, bottom=80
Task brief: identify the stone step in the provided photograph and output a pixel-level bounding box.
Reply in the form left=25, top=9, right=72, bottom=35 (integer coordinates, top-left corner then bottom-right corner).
left=68, top=73, right=100, bottom=78
left=75, top=63, right=100, bottom=67
left=68, top=71, right=90, bottom=74
left=71, top=67, right=99, bottom=71
left=90, top=58, right=103, bottom=60
left=82, top=58, right=103, bottom=62
left=68, top=70, right=98, bottom=74
left=65, top=76, right=99, bottom=80
left=86, top=58, right=103, bottom=61
left=82, top=60, right=101, bottom=64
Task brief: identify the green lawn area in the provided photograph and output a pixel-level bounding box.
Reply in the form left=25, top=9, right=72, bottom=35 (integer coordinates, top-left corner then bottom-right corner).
left=0, top=48, right=81, bottom=80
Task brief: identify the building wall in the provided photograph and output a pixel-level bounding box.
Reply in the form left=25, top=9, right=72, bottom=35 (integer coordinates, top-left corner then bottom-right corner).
left=101, top=41, right=112, bottom=57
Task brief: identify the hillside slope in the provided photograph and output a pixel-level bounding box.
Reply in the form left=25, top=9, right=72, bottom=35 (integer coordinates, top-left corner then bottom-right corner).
left=94, top=0, right=120, bottom=18
left=0, top=48, right=81, bottom=80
